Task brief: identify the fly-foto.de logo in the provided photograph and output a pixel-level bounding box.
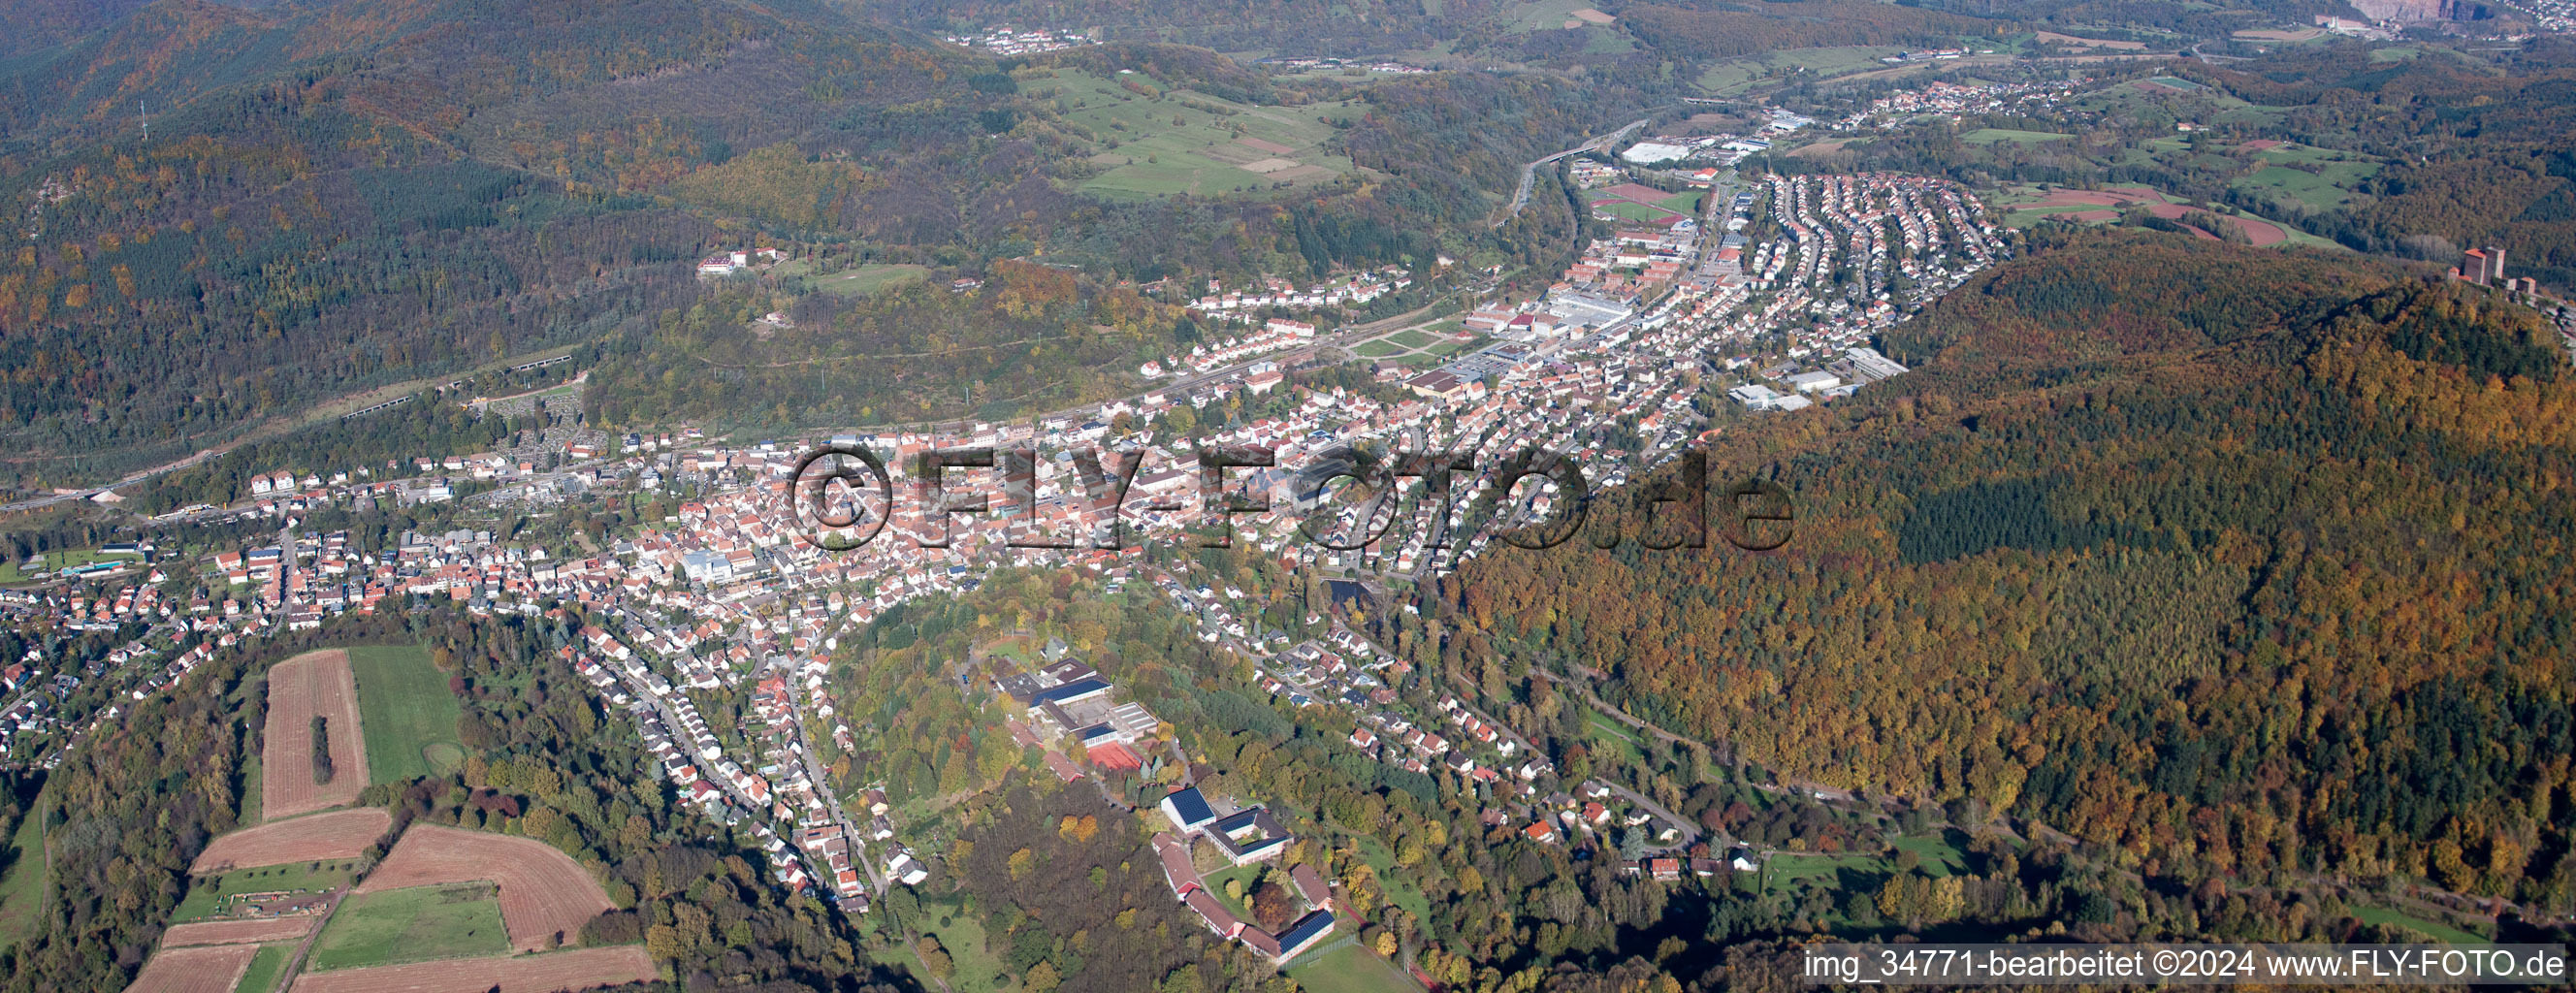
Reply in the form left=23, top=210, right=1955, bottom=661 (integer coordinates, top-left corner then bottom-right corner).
left=789, top=441, right=1793, bottom=557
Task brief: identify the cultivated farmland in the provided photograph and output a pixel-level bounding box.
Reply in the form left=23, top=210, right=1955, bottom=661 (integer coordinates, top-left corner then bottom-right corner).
left=345, top=645, right=465, bottom=784
left=233, top=945, right=294, bottom=993
left=306, top=882, right=509, bottom=971
left=355, top=824, right=614, bottom=951
left=162, top=916, right=319, bottom=946
left=284, top=946, right=657, bottom=993
left=123, top=944, right=258, bottom=993
left=1990, top=185, right=2301, bottom=246
left=262, top=651, right=370, bottom=819
left=193, top=809, right=391, bottom=873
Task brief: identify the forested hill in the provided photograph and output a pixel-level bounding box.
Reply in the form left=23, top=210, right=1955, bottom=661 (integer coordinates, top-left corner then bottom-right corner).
left=0, top=0, right=157, bottom=62
left=0, top=0, right=944, bottom=147
left=0, top=0, right=993, bottom=482
left=1431, top=228, right=2576, bottom=913
left=0, top=0, right=1658, bottom=487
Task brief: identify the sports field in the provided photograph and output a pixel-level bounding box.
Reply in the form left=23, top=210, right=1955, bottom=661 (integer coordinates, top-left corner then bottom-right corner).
left=347, top=645, right=466, bottom=785
left=306, top=882, right=511, bottom=972
left=1595, top=199, right=1676, bottom=222
left=1589, top=182, right=1692, bottom=224
left=0, top=548, right=136, bottom=584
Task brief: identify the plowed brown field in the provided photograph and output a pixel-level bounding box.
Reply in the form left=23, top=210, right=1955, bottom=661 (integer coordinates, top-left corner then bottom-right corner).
left=194, top=809, right=392, bottom=873
left=2141, top=202, right=2288, bottom=245
left=355, top=824, right=612, bottom=951
left=285, top=946, right=655, bottom=993
left=125, top=944, right=258, bottom=993
left=263, top=651, right=370, bottom=819
left=163, top=916, right=319, bottom=946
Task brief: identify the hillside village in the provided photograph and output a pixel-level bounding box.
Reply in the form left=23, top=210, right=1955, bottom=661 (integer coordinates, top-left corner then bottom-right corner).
left=0, top=159, right=2006, bottom=934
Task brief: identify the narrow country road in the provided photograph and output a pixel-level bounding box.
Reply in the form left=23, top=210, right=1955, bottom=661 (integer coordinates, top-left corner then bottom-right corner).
left=1497, top=117, right=1652, bottom=226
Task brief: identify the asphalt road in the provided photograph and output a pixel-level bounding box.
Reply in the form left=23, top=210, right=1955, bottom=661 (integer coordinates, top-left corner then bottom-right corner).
left=775, top=661, right=886, bottom=896
left=0, top=447, right=223, bottom=513
left=1499, top=118, right=1652, bottom=226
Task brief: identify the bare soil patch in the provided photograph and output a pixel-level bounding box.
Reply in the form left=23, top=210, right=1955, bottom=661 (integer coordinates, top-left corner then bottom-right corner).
left=125, top=944, right=258, bottom=993
left=1234, top=136, right=1296, bottom=155
left=195, top=809, right=392, bottom=873
left=262, top=652, right=370, bottom=819
left=164, top=917, right=319, bottom=946
left=285, top=946, right=655, bottom=993
left=2143, top=203, right=2286, bottom=244
left=2235, top=27, right=2325, bottom=41
left=2026, top=187, right=2169, bottom=208
left=356, top=824, right=614, bottom=951
left=2036, top=30, right=2146, bottom=48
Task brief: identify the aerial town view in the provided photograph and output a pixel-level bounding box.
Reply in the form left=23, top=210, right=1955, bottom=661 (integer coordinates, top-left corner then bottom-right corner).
left=0, top=0, right=2571, bottom=992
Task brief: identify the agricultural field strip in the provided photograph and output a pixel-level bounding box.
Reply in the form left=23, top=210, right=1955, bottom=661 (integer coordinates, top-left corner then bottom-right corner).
left=163, top=917, right=320, bottom=946
left=282, top=946, right=655, bottom=993
left=122, top=944, right=258, bottom=993
left=353, top=824, right=613, bottom=951
left=193, top=809, right=392, bottom=873
left=260, top=651, right=370, bottom=820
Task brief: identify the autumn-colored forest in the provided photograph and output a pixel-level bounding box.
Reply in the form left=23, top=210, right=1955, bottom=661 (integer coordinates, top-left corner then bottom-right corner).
left=1438, top=229, right=2576, bottom=912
